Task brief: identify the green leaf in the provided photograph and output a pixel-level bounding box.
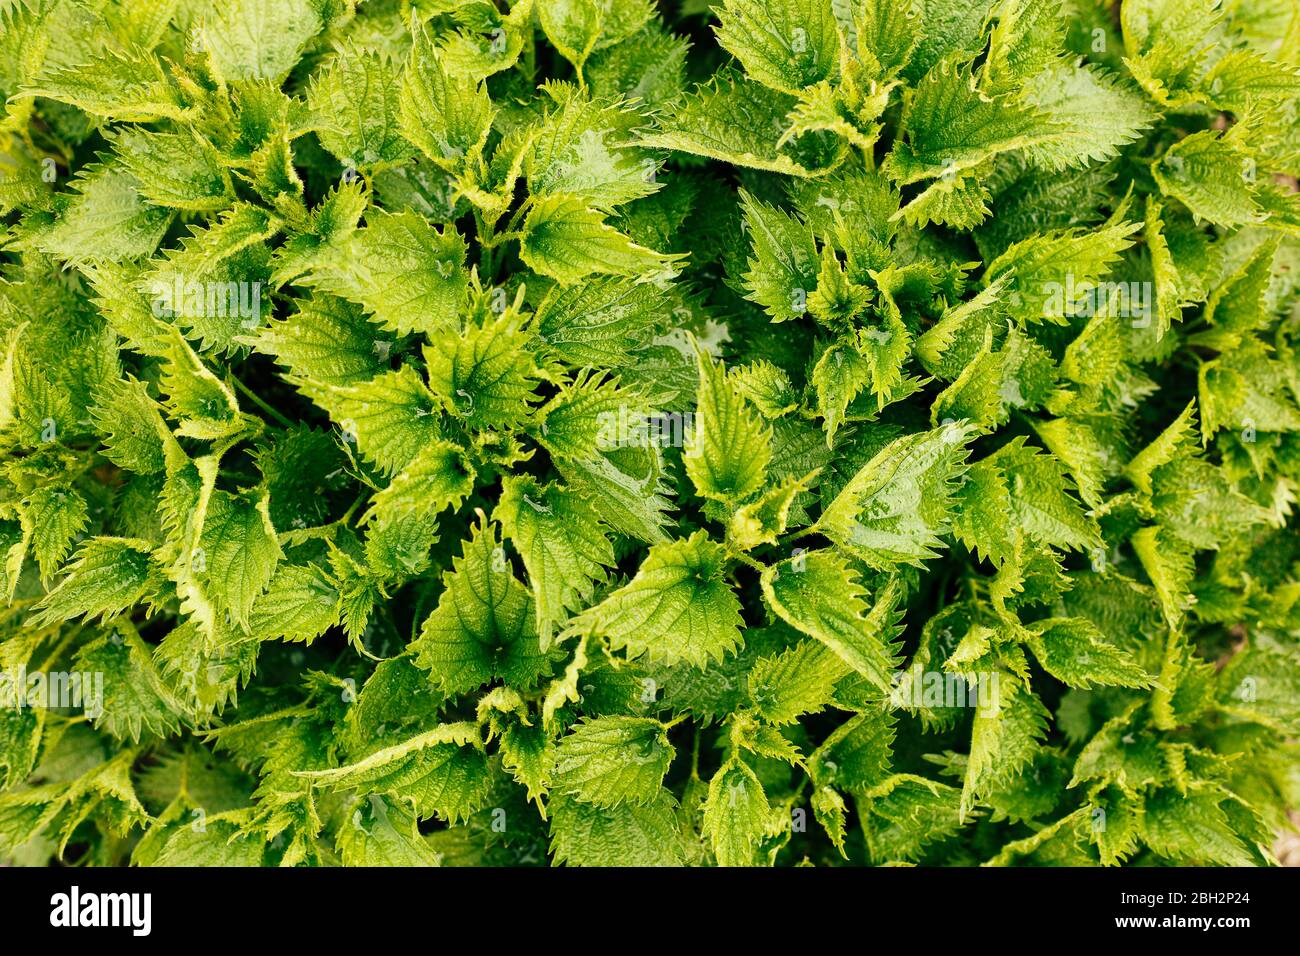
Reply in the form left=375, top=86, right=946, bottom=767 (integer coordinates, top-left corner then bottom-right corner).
left=425, top=314, right=541, bottom=431
left=30, top=538, right=165, bottom=628
left=811, top=784, right=848, bottom=855
left=986, top=438, right=1100, bottom=552
left=737, top=189, right=819, bottom=323
left=1153, top=129, right=1266, bottom=228
left=639, top=71, right=827, bottom=177
left=553, top=716, right=674, bottom=807
left=111, top=127, right=234, bottom=213
left=294, top=723, right=491, bottom=824
left=1026, top=618, right=1151, bottom=689
left=860, top=773, right=962, bottom=863
left=748, top=639, right=849, bottom=725
left=588, top=22, right=689, bottom=109
left=1122, top=0, right=1223, bottom=108
left=399, top=28, right=494, bottom=171
left=527, top=92, right=659, bottom=213
left=702, top=757, right=781, bottom=866
left=154, top=329, right=247, bottom=441
left=299, top=209, right=469, bottom=338
left=1198, top=342, right=1300, bottom=442
left=950, top=457, right=1014, bottom=565
left=0, top=748, right=149, bottom=855
left=929, top=329, right=1003, bottom=433
left=1216, top=645, right=1300, bottom=735
left=308, top=365, right=443, bottom=476
left=254, top=424, right=351, bottom=531
left=714, top=0, right=839, bottom=94
left=145, top=203, right=278, bottom=352
left=1143, top=194, right=1182, bottom=340
left=197, top=489, right=283, bottom=629
left=1123, top=400, right=1198, bottom=495
left=538, top=0, right=602, bottom=76
left=306, top=43, right=415, bottom=168
left=199, top=0, right=323, bottom=83
left=853, top=0, right=923, bottom=77
left=984, top=220, right=1139, bottom=324
left=252, top=293, right=386, bottom=390
left=1202, top=48, right=1300, bottom=113
left=961, top=674, right=1049, bottom=821
left=813, top=423, right=975, bottom=568
left=412, top=519, right=550, bottom=694
left=363, top=440, right=476, bottom=530
left=979, top=0, right=1066, bottom=97
left=733, top=362, right=800, bottom=419
left=1020, top=63, right=1158, bottom=171
left=729, top=471, right=818, bottom=550
left=535, top=276, right=667, bottom=367
left=494, top=476, right=615, bottom=649
left=32, top=164, right=171, bottom=265
left=436, top=0, right=535, bottom=80
left=1201, top=237, right=1278, bottom=342
left=549, top=789, right=685, bottom=866
left=685, top=343, right=772, bottom=504
left=761, top=551, right=903, bottom=692
left=533, top=370, right=630, bottom=461
left=554, top=446, right=675, bottom=545
left=1033, top=416, right=1113, bottom=509
left=567, top=531, right=742, bottom=668
left=1131, top=525, right=1194, bottom=630
left=22, top=485, right=88, bottom=581
left=336, top=795, right=443, bottom=867
left=498, top=720, right=555, bottom=804
left=247, top=563, right=340, bottom=644
left=268, top=181, right=366, bottom=285
left=74, top=628, right=185, bottom=743
left=137, top=810, right=268, bottom=867
left=25, top=46, right=191, bottom=122
left=895, top=164, right=993, bottom=229
left=519, top=193, right=680, bottom=284
left=1141, top=787, right=1255, bottom=866
left=883, top=56, right=1050, bottom=185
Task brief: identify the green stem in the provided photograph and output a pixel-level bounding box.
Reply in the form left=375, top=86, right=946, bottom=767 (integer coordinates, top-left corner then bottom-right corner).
left=861, top=141, right=877, bottom=172
left=500, top=198, right=532, bottom=241
left=475, top=211, right=497, bottom=282
left=230, top=374, right=293, bottom=428
left=730, top=549, right=765, bottom=572
left=338, top=490, right=368, bottom=528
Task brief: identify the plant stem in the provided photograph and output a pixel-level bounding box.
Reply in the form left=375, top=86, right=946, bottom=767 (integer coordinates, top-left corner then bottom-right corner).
left=230, top=374, right=293, bottom=428
left=476, top=211, right=498, bottom=282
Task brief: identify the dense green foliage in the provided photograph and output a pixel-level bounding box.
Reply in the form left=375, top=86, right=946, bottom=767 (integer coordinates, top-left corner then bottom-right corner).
left=1, top=0, right=1299, bottom=867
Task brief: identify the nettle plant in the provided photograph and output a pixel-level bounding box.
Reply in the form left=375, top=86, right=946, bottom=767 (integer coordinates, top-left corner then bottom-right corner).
left=0, top=0, right=1298, bottom=869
